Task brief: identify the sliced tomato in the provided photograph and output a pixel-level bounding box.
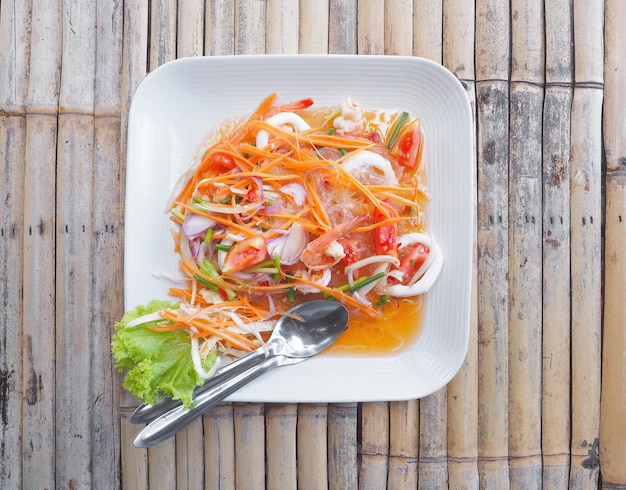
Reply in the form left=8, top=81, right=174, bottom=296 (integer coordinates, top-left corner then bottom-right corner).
left=210, top=152, right=237, bottom=171
left=222, top=236, right=268, bottom=273
left=339, top=239, right=358, bottom=266
left=391, top=243, right=429, bottom=284
left=373, top=200, right=398, bottom=257
left=389, top=119, right=422, bottom=169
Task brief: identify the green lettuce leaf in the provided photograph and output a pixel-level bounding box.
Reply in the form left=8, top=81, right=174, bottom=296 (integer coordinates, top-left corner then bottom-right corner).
left=112, top=300, right=216, bottom=408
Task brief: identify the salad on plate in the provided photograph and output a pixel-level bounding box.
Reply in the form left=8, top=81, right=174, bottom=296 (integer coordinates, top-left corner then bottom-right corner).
left=112, top=93, right=443, bottom=407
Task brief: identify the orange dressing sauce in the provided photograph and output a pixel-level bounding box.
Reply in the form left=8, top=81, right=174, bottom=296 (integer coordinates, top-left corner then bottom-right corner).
left=329, top=298, right=425, bottom=355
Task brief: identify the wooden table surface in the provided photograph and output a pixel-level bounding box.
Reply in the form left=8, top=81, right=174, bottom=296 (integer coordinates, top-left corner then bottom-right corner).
left=1, top=1, right=625, bottom=489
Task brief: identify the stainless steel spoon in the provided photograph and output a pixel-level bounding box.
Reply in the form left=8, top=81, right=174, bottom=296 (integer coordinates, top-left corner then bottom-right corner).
left=133, top=300, right=349, bottom=448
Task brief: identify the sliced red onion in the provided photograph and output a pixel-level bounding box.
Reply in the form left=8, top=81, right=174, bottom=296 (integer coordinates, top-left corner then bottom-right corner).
left=279, top=182, right=307, bottom=207
left=267, top=235, right=288, bottom=256
left=264, top=295, right=276, bottom=320
left=262, top=203, right=283, bottom=215
left=189, top=236, right=202, bottom=258
left=267, top=223, right=309, bottom=265
left=352, top=290, right=372, bottom=306
left=182, top=213, right=216, bottom=239
left=179, top=231, right=195, bottom=266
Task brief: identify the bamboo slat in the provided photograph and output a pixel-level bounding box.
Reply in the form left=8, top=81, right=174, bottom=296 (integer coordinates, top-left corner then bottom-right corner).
left=296, top=404, right=329, bottom=489
left=55, top=113, right=95, bottom=488
left=18, top=2, right=61, bottom=488
left=298, top=0, right=329, bottom=54
left=446, top=82, right=479, bottom=490
left=0, top=0, right=31, bottom=112
left=601, top=180, right=626, bottom=489
left=55, top=5, right=97, bottom=486
left=0, top=115, right=26, bottom=490
left=266, top=0, right=299, bottom=54
left=235, top=0, right=266, bottom=54
left=148, top=437, right=177, bottom=489
left=121, top=417, right=149, bottom=490
left=119, top=0, right=149, bottom=411
left=265, top=403, right=298, bottom=489
left=508, top=81, right=543, bottom=489
left=357, top=0, right=384, bottom=55
left=388, top=400, right=419, bottom=488
left=475, top=3, right=511, bottom=487
left=176, top=419, right=205, bottom=489
left=544, top=0, right=573, bottom=85
left=569, top=0, right=604, bottom=487
left=568, top=87, right=603, bottom=489
left=443, top=3, right=478, bottom=486
left=475, top=79, right=510, bottom=488
left=359, top=402, right=390, bottom=488
left=203, top=403, right=236, bottom=489
left=573, top=0, right=604, bottom=84
left=21, top=115, right=56, bottom=490
left=327, top=402, right=358, bottom=489
left=419, top=389, right=448, bottom=488
left=542, top=0, right=574, bottom=488
left=541, top=85, right=573, bottom=489
left=233, top=403, right=266, bottom=489
left=177, top=0, right=205, bottom=58
left=328, top=0, right=357, bottom=54
left=384, top=0, right=413, bottom=56
left=92, top=1, right=124, bottom=485
left=412, top=0, right=441, bottom=62
left=95, top=0, right=123, bottom=115
left=149, top=0, right=177, bottom=71
left=510, top=0, right=544, bottom=83
left=25, top=0, right=61, bottom=115
left=205, top=0, right=235, bottom=56
left=58, top=1, right=96, bottom=114
left=443, top=0, right=475, bottom=80
left=475, top=0, right=510, bottom=81
left=508, top=5, right=544, bottom=487
left=600, top=1, right=626, bottom=487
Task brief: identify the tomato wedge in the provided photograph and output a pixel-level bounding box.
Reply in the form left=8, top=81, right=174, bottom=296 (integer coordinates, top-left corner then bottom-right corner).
left=373, top=200, right=398, bottom=257
left=222, top=236, right=268, bottom=273
left=389, top=119, right=422, bottom=169
left=391, top=243, right=429, bottom=285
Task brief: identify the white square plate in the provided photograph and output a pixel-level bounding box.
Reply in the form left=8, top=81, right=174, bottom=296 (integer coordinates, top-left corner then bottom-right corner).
left=125, top=54, right=473, bottom=402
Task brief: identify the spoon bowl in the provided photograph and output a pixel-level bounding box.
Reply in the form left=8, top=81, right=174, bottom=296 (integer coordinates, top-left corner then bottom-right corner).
left=270, top=300, right=349, bottom=358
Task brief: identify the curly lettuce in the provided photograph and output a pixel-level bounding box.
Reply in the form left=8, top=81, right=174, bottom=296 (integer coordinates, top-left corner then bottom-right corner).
left=112, top=300, right=216, bottom=408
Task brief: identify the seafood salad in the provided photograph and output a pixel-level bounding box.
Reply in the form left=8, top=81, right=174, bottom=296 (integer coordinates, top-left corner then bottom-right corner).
left=112, top=94, right=443, bottom=407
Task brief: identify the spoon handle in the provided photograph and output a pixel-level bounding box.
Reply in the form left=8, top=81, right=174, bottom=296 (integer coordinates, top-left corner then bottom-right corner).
left=130, top=347, right=269, bottom=424
left=133, top=355, right=302, bottom=448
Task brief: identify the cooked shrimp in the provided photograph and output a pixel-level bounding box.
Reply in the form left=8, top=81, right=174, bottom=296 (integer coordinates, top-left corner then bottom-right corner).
left=333, top=98, right=366, bottom=137
left=300, top=214, right=369, bottom=270
left=264, top=98, right=314, bottom=118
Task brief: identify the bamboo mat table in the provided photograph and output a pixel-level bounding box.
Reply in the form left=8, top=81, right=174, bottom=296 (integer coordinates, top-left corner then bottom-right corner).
left=1, top=1, right=625, bottom=489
